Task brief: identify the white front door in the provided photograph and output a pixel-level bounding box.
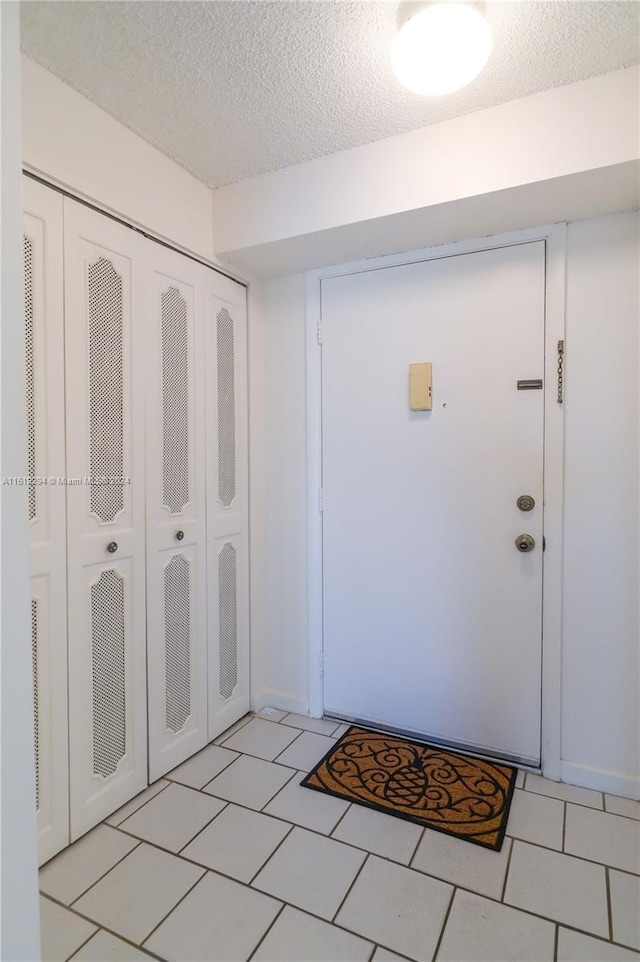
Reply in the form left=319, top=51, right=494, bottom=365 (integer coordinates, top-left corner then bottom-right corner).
left=321, top=241, right=546, bottom=766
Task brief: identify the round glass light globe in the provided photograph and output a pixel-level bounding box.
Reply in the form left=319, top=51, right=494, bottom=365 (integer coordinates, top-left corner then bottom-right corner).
left=391, top=2, right=492, bottom=96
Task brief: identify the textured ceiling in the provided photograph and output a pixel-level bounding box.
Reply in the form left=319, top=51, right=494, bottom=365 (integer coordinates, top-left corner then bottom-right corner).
left=20, top=1, right=640, bottom=188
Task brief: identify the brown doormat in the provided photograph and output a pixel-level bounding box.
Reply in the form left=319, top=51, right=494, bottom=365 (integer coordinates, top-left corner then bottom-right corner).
left=301, top=726, right=517, bottom=851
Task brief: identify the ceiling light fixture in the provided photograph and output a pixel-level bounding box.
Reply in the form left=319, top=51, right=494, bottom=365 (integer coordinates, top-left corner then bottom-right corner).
left=391, top=1, right=493, bottom=97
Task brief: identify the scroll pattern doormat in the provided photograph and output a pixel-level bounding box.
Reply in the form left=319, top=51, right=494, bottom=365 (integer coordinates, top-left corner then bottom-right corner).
left=302, top=726, right=517, bottom=850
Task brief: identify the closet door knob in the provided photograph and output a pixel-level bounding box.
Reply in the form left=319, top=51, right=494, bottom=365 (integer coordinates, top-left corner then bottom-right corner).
left=175, top=530, right=185, bottom=541
left=106, top=541, right=118, bottom=554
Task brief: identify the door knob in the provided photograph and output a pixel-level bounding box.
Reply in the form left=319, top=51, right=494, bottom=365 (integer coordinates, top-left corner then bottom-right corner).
left=175, top=530, right=184, bottom=541
left=106, top=541, right=118, bottom=554
left=517, top=495, right=535, bottom=512
left=515, top=534, right=535, bottom=553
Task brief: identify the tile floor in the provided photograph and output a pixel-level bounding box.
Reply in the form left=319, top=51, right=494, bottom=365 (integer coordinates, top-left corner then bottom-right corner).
left=40, top=711, right=640, bottom=962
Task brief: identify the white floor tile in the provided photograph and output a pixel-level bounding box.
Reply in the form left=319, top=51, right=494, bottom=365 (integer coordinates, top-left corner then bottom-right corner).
left=73, top=843, right=204, bottom=944
left=71, top=930, right=154, bottom=960
left=275, top=731, right=336, bottom=770
left=119, top=783, right=226, bottom=853
left=213, top=714, right=252, bottom=744
left=526, top=774, right=603, bottom=809
left=605, top=795, right=640, bottom=821
left=39, top=896, right=96, bottom=962
left=167, top=745, right=239, bottom=789
left=332, top=724, right=351, bottom=739
left=252, top=906, right=373, bottom=962
left=336, top=855, right=452, bottom=962
left=281, top=713, right=341, bottom=736
left=181, top=804, right=291, bottom=882
left=610, top=870, right=640, bottom=950
left=252, top=826, right=366, bottom=920
left=505, top=841, right=608, bottom=937
left=557, top=928, right=640, bottom=961
left=105, top=781, right=170, bottom=827
left=412, top=828, right=511, bottom=899
left=436, top=889, right=555, bottom=962
left=40, top=714, right=640, bottom=962
left=333, top=803, right=422, bottom=864
left=223, top=718, right=300, bottom=760
left=264, top=772, right=350, bottom=834
left=565, top=805, right=640, bottom=873
left=39, top=825, right=139, bottom=904
left=506, top=788, right=564, bottom=849
left=144, top=870, right=281, bottom=962
left=203, top=755, right=296, bottom=810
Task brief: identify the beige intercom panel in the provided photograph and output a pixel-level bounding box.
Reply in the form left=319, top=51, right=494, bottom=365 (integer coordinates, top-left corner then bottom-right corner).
left=409, top=362, right=432, bottom=411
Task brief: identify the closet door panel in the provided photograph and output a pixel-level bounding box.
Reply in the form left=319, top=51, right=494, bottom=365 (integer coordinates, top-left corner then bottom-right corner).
left=146, top=254, right=207, bottom=780
left=64, top=199, right=147, bottom=839
left=206, top=275, right=250, bottom=738
left=23, top=179, right=69, bottom=864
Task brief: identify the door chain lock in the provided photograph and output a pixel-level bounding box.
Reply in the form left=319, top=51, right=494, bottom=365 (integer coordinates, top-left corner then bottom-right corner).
left=557, top=340, right=565, bottom=404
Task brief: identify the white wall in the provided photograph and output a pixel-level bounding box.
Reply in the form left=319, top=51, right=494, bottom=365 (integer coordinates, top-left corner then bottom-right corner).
left=1, top=6, right=42, bottom=959
left=259, top=211, right=640, bottom=797
left=21, top=57, right=216, bottom=261
left=561, top=211, right=639, bottom=797
left=253, top=275, right=310, bottom=713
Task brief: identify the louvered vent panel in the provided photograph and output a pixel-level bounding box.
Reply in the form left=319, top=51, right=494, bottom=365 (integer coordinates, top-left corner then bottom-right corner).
left=91, top=569, right=126, bottom=778
left=24, top=236, right=36, bottom=522
left=88, top=258, right=124, bottom=523
left=216, top=309, right=236, bottom=507
left=31, top=599, right=40, bottom=812
left=218, top=543, right=238, bottom=700
left=164, top=554, right=191, bottom=733
left=161, top=286, right=190, bottom=515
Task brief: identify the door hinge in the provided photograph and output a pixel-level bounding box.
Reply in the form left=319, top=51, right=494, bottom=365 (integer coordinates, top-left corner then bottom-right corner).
left=320, top=652, right=325, bottom=677
left=317, top=319, right=323, bottom=345
left=318, top=487, right=324, bottom=512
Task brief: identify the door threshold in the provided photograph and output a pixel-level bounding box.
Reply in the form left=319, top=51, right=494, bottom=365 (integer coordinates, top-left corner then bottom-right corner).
left=324, top=711, right=542, bottom=772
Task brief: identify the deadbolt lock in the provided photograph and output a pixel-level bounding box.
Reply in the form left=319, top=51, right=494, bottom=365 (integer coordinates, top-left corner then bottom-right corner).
left=515, top=534, right=535, bottom=553
left=517, top=495, right=535, bottom=512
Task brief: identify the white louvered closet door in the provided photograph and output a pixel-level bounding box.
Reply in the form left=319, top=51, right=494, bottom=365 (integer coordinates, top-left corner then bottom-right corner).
left=23, top=178, right=69, bottom=864
left=146, top=250, right=208, bottom=780
left=206, top=273, right=250, bottom=738
left=64, top=199, right=147, bottom=839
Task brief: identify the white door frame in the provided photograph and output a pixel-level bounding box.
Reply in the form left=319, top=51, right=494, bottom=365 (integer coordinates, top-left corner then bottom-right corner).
left=305, top=223, right=566, bottom=780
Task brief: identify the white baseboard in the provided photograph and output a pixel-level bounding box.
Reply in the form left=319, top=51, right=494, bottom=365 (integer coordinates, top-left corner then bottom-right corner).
left=561, top=760, right=640, bottom=800
left=251, top=688, right=310, bottom=716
